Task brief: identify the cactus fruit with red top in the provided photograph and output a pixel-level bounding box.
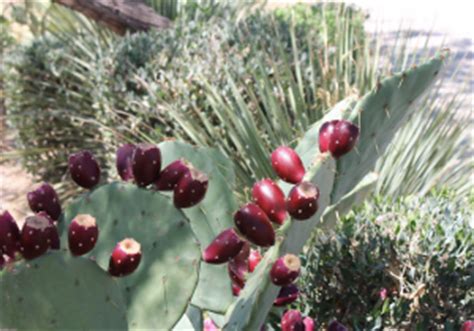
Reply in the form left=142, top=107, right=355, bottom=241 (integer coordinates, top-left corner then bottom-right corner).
left=252, top=179, right=287, bottom=225
left=234, top=203, right=275, bottom=247
left=202, top=228, right=244, bottom=264
left=319, top=119, right=359, bottom=158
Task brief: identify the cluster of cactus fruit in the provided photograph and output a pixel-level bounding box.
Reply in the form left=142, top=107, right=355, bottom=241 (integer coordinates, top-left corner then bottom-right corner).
left=0, top=53, right=446, bottom=330
left=0, top=143, right=209, bottom=276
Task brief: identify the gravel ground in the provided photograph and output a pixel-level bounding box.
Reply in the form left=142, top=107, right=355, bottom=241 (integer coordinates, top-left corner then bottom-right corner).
left=1, top=1, right=472, bottom=221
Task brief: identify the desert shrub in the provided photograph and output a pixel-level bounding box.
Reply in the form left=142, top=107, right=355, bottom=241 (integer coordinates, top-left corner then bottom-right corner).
left=296, top=190, right=474, bottom=330
left=5, top=3, right=366, bottom=194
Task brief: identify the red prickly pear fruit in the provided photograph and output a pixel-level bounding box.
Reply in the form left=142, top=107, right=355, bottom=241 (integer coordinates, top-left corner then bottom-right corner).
left=252, top=179, right=287, bottom=225
left=116, top=144, right=136, bottom=181
left=68, top=214, right=99, bottom=256
left=204, top=318, right=219, bottom=331
left=270, top=254, right=301, bottom=286
left=173, top=166, right=208, bottom=208
left=303, top=317, right=315, bottom=331
left=228, top=241, right=250, bottom=287
left=109, top=238, right=142, bottom=277
left=328, top=320, right=348, bottom=331
left=203, top=228, right=244, bottom=264
left=234, top=203, right=275, bottom=247
left=271, top=146, right=305, bottom=184
left=0, top=210, right=21, bottom=258
left=232, top=282, right=242, bottom=296
left=319, top=119, right=359, bottom=158
left=20, top=214, right=53, bottom=260
left=287, top=181, right=320, bottom=220
left=132, top=143, right=161, bottom=187
left=281, top=310, right=304, bottom=331
left=27, top=183, right=61, bottom=220
left=273, top=284, right=299, bottom=306
left=248, top=248, right=262, bottom=272
left=462, top=321, right=474, bottom=331
left=155, top=159, right=190, bottom=191
left=69, top=150, right=101, bottom=189
left=36, top=212, right=60, bottom=250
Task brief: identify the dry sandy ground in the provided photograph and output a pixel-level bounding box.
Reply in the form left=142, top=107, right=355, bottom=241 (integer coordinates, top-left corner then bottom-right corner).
left=1, top=0, right=472, bottom=222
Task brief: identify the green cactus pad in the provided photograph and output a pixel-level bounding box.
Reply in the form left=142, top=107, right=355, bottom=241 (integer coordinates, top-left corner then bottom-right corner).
left=223, top=53, right=445, bottom=330
left=0, top=252, right=128, bottom=330
left=224, top=156, right=336, bottom=330
left=63, top=182, right=200, bottom=330
left=158, top=141, right=236, bottom=313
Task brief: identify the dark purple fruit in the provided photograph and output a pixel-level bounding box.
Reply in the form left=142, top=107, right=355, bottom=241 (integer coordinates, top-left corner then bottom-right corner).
left=252, top=179, right=287, bottom=225
left=173, top=166, right=208, bottom=208
left=27, top=182, right=61, bottom=220
left=20, top=214, right=53, bottom=260
left=234, top=203, right=275, bottom=247
left=319, top=119, right=359, bottom=158
left=0, top=210, right=21, bottom=258
left=270, top=254, right=301, bottom=286
left=68, top=214, right=99, bottom=256
left=36, top=211, right=60, bottom=250
left=109, top=238, right=142, bottom=277
left=132, top=143, right=161, bottom=187
left=69, top=150, right=101, bottom=189
left=271, top=146, right=305, bottom=184
left=286, top=181, right=319, bottom=220
left=116, top=144, right=136, bottom=181
left=202, top=228, right=244, bottom=264
left=328, top=320, right=348, bottom=331
left=155, top=159, right=190, bottom=191
left=273, top=284, right=299, bottom=306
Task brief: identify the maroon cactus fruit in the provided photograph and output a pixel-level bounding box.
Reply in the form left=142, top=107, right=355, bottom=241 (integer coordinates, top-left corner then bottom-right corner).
left=20, top=214, right=54, bottom=260
left=273, top=284, right=299, bottom=306
left=0, top=210, right=21, bottom=258
left=132, top=143, right=161, bottom=187
left=328, top=321, right=348, bottom=331
left=287, top=181, right=320, bottom=220
left=68, top=214, right=99, bottom=256
left=252, top=179, right=287, bottom=225
left=228, top=241, right=250, bottom=287
left=270, top=254, right=301, bottom=286
left=69, top=150, right=101, bottom=189
left=281, top=310, right=304, bottom=331
left=203, top=228, right=244, bottom=264
left=27, top=183, right=61, bottom=220
left=248, top=248, right=262, bottom=272
left=155, top=159, right=190, bottom=191
left=234, top=203, right=275, bottom=247
left=318, top=119, right=359, bottom=158
left=232, top=282, right=242, bottom=296
left=462, top=321, right=474, bottom=331
left=36, top=211, right=60, bottom=250
left=302, top=317, right=315, bottom=331
left=271, top=146, right=305, bottom=184
left=204, top=318, right=219, bottom=331
left=303, top=317, right=315, bottom=331
left=173, top=166, right=208, bottom=208
left=109, top=238, right=142, bottom=277
left=116, top=144, right=136, bottom=181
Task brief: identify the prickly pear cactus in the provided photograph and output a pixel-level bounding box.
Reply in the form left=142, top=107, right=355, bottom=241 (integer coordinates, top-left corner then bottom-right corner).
left=60, top=142, right=237, bottom=329
left=222, top=52, right=447, bottom=330
left=0, top=252, right=128, bottom=330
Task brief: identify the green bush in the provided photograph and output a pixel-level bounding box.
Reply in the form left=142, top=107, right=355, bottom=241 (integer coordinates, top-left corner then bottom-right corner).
left=295, top=190, right=474, bottom=330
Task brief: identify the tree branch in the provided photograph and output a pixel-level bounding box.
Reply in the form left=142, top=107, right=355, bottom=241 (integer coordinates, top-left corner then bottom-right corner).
left=53, top=0, right=172, bottom=35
